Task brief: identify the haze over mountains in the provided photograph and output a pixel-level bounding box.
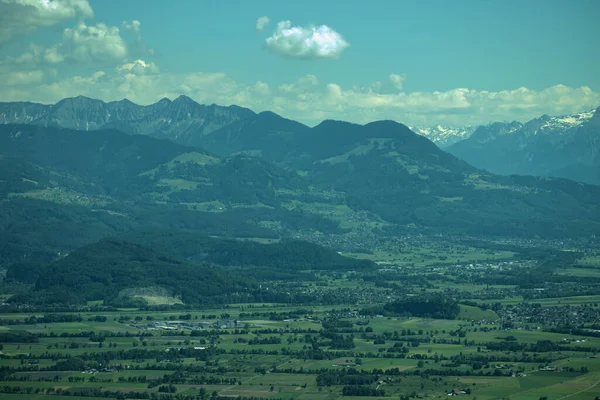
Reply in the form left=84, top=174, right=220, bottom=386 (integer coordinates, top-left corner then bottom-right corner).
left=447, top=108, right=600, bottom=185
left=1, top=97, right=598, bottom=185
left=1, top=95, right=600, bottom=305
left=2, top=95, right=600, bottom=266
left=0, top=96, right=255, bottom=148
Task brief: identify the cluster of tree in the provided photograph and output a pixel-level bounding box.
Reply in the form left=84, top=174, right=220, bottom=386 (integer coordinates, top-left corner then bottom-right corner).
left=247, top=336, right=281, bottom=345
left=316, top=370, right=377, bottom=386
left=0, top=331, right=37, bottom=343
left=342, top=385, right=386, bottom=396
left=363, top=296, right=460, bottom=319
left=485, top=339, right=561, bottom=353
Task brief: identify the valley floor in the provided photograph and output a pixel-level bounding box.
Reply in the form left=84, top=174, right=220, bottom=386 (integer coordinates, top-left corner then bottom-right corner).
left=1, top=242, right=600, bottom=400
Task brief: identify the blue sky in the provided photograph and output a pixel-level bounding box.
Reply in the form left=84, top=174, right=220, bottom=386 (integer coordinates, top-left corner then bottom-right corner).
left=0, top=0, right=599, bottom=126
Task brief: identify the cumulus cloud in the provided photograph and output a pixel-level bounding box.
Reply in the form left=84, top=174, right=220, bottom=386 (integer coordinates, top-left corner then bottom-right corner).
left=325, top=83, right=343, bottom=104
left=62, top=22, right=128, bottom=62
left=122, top=20, right=141, bottom=33
left=0, top=66, right=598, bottom=128
left=388, top=74, right=405, bottom=90
left=44, top=46, right=65, bottom=64
left=2, top=44, right=44, bottom=64
left=1, top=43, right=65, bottom=65
left=255, top=16, right=269, bottom=31
left=0, top=0, right=93, bottom=44
left=117, top=59, right=159, bottom=75
left=368, top=73, right=407, bottom=94
left=265, top=20, right=349, bottom=59
left=0, top=69, right=45, bottom=85
left=2, top=21, right=130, bottom=67
left=8, top=22, right=133, bottom=65
left=122, top=20, right=141, bottom=39
left=279, top=75, right=318, bottom=93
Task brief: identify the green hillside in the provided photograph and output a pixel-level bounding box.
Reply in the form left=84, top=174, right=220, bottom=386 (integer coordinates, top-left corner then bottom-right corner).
left=122, top=229, right=374, bottom=271
left=8, top=239, right=255, bottom=306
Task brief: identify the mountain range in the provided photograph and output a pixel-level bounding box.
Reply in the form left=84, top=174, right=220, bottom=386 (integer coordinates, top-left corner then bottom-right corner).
left=446, top=108, right=600, bottom=185
left=1, top=97, right=599, bottom=268
left=2, top=97, right=598, bottom=186
left=0, top=95, right=254, bottom=148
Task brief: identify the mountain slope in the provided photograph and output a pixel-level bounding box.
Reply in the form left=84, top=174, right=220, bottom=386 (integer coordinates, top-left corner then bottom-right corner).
left=121, top=229, right=374, bottom=271
left=447, top=108, right=600, bottom=184
left=2, top=101, right=600, bottom=240
left=0, top=124, right=351, bottom=265
left=200, top=117, right=600, bottom=238
left=3, top=98, right=598, bottom=187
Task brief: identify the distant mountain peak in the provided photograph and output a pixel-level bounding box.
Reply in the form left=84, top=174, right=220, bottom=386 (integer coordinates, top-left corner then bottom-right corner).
left=255, top=110, right=305, bottom=125
left=257, top=110, right=280, bottom=118
left=314, top=119, right=359, bottom=129
left=447, top=106, right=600, bottom=185
left=0, top=96, right=255, bottom=144
left=410, top=124, right=476, bottom=147
left=55, top=95, right=103, bottom=105
left=173, top=94, right=197, bottom=104
left=364, top=119, right=403, bottom=128
left=539, top=109, right=596, bottom=131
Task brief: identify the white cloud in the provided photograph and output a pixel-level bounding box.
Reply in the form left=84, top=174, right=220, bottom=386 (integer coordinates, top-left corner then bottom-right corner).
left=388, top=74, right=405, bottom=90
left=2, top=43, right=44, bottom=64
left=0, top=69, right=45, bottom=85
left=255, top=16, right=269, bottom=32
left=0, top=66, right=598, bottom=128
left=252, top=81, right=270, bottom=96
left=117, top=59, right=159, bottom=75
left=0, top=0, right=93, bottom=44
left=2, top=42, right=65, bottom=65
left=265, top=20, right=349, bottom=59
left=2, top=22, right=131, bottom=66
left=122, top=20, right=141, bottom=33
left=368, top=73, right=406, bottom=94
left=278, top=75, right=318, bottom=93
left=325, top=83, right=343, bottom=104
left=122, top=19, right=141, bottom=40
left=43, top=46, right=65, bottom=64
left=62, top=22, right=128, bottom=62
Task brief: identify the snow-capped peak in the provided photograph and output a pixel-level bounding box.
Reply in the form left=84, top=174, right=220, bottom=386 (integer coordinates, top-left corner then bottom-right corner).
left=536, top=109, right=596, bottom=135
left=409, top=124, right=476, bottom=147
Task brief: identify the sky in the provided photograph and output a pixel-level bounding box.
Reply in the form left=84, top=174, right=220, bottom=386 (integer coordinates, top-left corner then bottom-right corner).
left=0, top=0, right=599, bottom=127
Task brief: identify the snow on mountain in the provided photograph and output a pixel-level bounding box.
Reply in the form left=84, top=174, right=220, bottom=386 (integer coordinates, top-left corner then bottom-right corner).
left=411, top=108, right=597, bottom=148
left=533, top=109, right=596, bottom=135
left=446, top=107, right=600, bottom=185
left=409, top=124, right=476, bottom=147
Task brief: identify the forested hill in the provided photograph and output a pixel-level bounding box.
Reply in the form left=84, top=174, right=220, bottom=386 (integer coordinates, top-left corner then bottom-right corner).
left=205, top=115, right=600, bottom=238
left=0, top=124, right=348, bottom=266
left=5, top=233, right=372, bottom=306
left=8, top=239, right=255, bottom=306
left=121, top=229, right=374, bottom=271
left=2, top=120, right=600, bottom=250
